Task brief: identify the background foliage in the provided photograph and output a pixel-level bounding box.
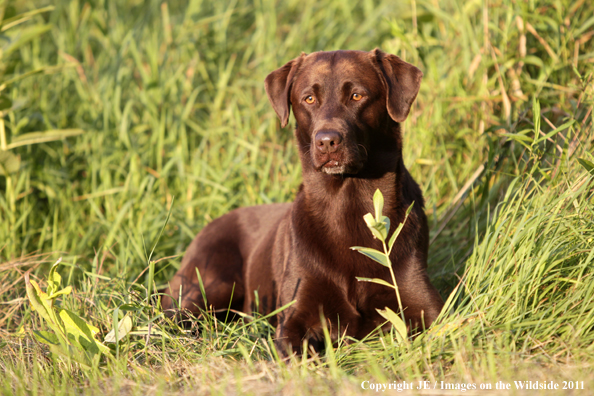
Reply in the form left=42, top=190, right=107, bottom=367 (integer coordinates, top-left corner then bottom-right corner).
left=0, top=0, right=593, bottom=394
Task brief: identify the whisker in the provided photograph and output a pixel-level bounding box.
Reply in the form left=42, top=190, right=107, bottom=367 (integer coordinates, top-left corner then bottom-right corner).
left=357, top=144, right=368, bottom=159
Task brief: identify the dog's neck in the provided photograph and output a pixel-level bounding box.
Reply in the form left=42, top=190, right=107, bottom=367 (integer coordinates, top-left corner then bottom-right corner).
left=299, top=160, right=406, bottom=234
left=303, top=161, right=402, bottom=210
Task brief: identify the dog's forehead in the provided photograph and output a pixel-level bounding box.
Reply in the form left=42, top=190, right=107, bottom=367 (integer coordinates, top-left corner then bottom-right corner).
left=295, top=51, right=379, bottom=87
left=305, top=51, right=367, bottom=70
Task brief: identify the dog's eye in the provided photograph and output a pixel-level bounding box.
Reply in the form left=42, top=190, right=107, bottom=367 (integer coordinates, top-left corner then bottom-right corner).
left=305, top=95, right=315, bottom=104
left=351, top=93, right=363, bottom=101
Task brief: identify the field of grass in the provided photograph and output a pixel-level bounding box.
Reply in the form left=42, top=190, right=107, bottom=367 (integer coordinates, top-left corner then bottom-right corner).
left=0, top=0, right=593, bottom=394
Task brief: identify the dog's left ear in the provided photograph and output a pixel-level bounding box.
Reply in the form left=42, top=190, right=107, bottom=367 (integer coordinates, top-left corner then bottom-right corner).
left=371, top=49, right=423, bottom=123
left=264, top=53, right=306, bottom=128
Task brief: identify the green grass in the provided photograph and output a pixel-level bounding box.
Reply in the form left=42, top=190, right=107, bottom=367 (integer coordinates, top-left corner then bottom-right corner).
left=1, top=0, right=593, bottom=394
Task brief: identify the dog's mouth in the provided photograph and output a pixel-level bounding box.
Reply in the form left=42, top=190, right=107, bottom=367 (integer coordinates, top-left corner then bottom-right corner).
left=310, top=135, right=366, bottom=175
left=321, top=160, right=345, bottom=174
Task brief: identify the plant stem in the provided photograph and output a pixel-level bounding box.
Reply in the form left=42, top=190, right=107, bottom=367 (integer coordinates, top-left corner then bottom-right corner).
left=382, top=240, right=406, bottom=325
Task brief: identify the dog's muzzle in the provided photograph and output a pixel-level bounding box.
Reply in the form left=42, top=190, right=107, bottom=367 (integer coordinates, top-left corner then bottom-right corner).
left=313, top=130, right=347, bottom=174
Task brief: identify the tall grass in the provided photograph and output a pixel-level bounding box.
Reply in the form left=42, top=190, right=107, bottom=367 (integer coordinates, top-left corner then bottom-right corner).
left=0, top=0, right=593, bottom=394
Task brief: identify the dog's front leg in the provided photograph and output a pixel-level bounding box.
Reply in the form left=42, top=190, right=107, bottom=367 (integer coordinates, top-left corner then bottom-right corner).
left=273, top=275, right=361, bottom=358
left=274, top=307, right=307, bottom=358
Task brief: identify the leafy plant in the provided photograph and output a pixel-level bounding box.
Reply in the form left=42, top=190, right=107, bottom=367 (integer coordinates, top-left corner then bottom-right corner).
left=577, top=157, right=594, bottom=175
left=24, top=258, right=111, bottom=369
left=351, top=189, right=414, bottom=343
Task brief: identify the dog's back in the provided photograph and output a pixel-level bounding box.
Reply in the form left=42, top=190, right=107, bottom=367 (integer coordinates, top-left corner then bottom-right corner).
left=161, top=203, right=291, bottom=317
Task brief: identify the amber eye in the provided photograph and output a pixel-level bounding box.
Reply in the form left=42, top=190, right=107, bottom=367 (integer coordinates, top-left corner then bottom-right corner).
left=305, top=95, right=315, bottom=104
left=352, top=93, right=363, bottom=101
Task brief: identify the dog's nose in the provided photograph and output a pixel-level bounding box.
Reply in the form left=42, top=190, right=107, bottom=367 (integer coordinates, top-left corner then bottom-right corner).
left=314, top=130, right=342, bottom=153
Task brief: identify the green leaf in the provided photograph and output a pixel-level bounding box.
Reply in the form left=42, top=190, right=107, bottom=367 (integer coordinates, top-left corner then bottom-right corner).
left=258, top=299, right=297, bottom=322
left=388, top=223, right=404, bottom=251
left=363, top=213, right=386, bottom=240
left=404, top=201, right=414, bottom=217
left=377, top=307, right=408, bottom=343
left=47, top=257, right=62, bottom=294
left=373, top=189, right=384, bottom=221
left=534, top=120, right=574, bottom=145
left=356, top=277, right=395, bottom=289
left=438, top=280, right=462, bottom=320
left=0, top=150, right=20, bottom=175
left=1, top=6, right=55, bottom=32
left=3, top=24, right=52, bottom=58
left=388, top=202, right=414, bottom=251
left=351, top=246, right=390, bottom=267
left=48, top=286, right=72, bottom=299
left=118, top=303, right=142, bottom=312
left=372, top=222, right=388, bottom=241
left=58, top=309, right=110, bottom=355
left=501, top=132, right=533, bottom=150
left=577, top=158, right=594, bottom=175
left=381, top=216, right=391, bottom=235
left=25, top=275, right=50, bottom=318
left=32, top=330, right=60, bottom=346
left=58, top=308, right=100, bottom=337
left=6, top=129, right=84, bottom=150
left=363, top=213, right=376, bottom=229
left=532, top=96, right=541, bottom=147
left=104, top=314, right=133, bottom=344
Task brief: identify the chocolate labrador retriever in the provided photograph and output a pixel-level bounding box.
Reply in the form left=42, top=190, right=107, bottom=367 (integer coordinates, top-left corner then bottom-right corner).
left=161, top=49, right=444, bottom=354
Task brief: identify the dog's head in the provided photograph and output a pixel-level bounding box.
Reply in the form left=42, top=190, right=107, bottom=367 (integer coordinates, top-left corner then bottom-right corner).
left=265, top=49, right=422, bottom=175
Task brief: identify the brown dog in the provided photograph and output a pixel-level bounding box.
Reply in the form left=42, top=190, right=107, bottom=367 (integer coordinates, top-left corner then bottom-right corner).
left=161, top=49, right=444, bottom=354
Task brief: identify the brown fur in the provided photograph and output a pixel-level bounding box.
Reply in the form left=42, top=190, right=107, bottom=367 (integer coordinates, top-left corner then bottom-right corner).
left=161, top=49, right=444, bottom=355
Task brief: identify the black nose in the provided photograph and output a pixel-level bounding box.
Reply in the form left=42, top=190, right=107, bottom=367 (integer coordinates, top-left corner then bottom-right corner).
left=314, top=130, right=342, bottom=154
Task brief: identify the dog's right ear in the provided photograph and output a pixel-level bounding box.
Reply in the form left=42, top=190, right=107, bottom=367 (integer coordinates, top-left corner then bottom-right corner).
left=264, top=53, right=306, bottom=128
